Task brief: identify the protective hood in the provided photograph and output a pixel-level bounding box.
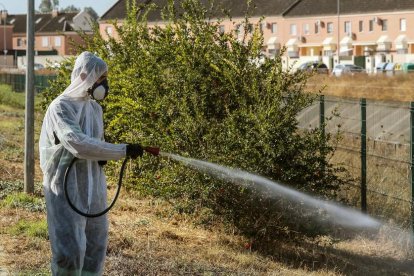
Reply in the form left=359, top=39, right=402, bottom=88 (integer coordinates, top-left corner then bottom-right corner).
left=61, top=51, right=108, bottom=99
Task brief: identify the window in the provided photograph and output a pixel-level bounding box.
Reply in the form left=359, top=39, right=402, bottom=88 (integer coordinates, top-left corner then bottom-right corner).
left=400, top=18, right=406, bottom=31
left=382, top=19, right=388, bottom=31
left=268, top=49, right=280, bottom=57
left=344, top=21, right=351, bottom=34
left=303, top=23, right=309, bottom=35
left=17, top=38, right=22, bottom=47
left=106, top=26, right=113, bottom=36
left=369, top=20, right=374, bottom=31
left=218, top=25, right=225, bottom=34
left=323, top=50, right=333, bottom=57
left=54, top=36, right=61, bottom=47
left=235, top=24, right=242, bottom=35
left=397, top=49, right=408, bottom=54
left=247, top=24, right=253, bottom=33
left=259, top=23, right=265, bottom=32
left=290, top=24, right=297, bottom=35
left=42, top=36, right=49, bottom=47
left=327, top=22, right=333, bottom=34
left=359, top=20, right=363, bottom=32
left=314, top=22, right=319, bottom=34
left=271, top=23, right=277, bottom=34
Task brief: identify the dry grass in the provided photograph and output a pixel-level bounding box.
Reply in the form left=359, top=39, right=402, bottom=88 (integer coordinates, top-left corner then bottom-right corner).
left=330, top=135, right=411, bottom=226
left=307, top=74, right=414, bottom=226
left=1, top=87, right=414, bottom=275
left=307, top=74, right=414, bottom=102
left=1, top=193, right=413, bottom=275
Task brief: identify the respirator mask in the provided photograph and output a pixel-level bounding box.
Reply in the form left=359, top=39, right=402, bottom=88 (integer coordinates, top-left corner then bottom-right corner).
left=87, top=78, right=109, bottom=101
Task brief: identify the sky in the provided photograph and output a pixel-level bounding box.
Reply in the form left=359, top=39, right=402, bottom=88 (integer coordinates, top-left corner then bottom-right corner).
left=2, top=0, right=119, bottom=16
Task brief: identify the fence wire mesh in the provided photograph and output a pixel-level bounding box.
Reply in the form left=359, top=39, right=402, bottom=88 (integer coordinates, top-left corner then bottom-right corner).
left=298, top=95, right=412, bottom=227
left=0, top=72, right=56, bottom=93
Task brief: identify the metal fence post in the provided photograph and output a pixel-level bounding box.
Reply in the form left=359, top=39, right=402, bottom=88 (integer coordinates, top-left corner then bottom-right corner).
left=319, top=95, right=325, bottom=137
left=24, top=0, right=35, bottom=194
left=361, top=98, right=367, bottom=213
left=410, top=102, right=414, bottom=234
left=319, top=95, right=326, bottom=174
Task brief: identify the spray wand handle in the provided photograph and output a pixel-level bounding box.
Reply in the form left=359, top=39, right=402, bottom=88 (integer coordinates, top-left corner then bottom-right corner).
left=144, top=146, right=160, bottom=156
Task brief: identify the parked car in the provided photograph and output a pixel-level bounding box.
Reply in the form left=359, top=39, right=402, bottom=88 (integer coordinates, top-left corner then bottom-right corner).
left=332, top=64, right=366, bottom=77
left=375, top=62, right=388, bottom=73
left=297, top=61, right=329, bottom=74
left=49, top=62, right=62, bottom=69
left=402, top=63, right=414, bottom=73
left=34, top=63, right=45, bottom=70
left=383, top=63, right=405, bottom=76
left=21, top=63, right=45, bottom=70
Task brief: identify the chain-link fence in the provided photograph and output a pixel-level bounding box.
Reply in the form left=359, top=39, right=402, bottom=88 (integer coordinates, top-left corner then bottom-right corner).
left=0, top=72, right=56, bottom=93
left=298, top=95, right=412, bottom=228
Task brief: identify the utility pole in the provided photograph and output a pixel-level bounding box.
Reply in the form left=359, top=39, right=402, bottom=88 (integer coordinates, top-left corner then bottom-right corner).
left=337, top=0, right=340, bottom=59
left=410, top=102, right=414, bottom=235
left=0, top=3, right=7, bottom=65
left=24, top=0, right=35, bottom=194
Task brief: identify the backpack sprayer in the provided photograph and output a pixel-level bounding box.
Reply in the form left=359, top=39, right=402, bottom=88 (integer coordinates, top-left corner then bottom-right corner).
left=63, top=146, right=160, bottom=218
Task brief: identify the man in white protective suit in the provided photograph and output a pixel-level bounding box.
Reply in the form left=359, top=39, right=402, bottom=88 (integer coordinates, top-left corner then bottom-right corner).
left=39, top=51, right=143, bottom=275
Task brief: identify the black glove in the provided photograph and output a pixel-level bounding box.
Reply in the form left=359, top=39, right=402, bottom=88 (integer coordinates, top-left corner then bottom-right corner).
left=98, top=160, right=107, bottom=166
left=126, top=144, right=144, bottom=159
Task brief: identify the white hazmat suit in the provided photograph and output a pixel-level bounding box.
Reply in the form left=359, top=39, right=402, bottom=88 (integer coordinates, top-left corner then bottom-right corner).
left=39, top=51, right=127, bottom=275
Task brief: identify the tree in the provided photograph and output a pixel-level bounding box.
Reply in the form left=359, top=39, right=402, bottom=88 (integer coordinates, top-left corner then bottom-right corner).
left=84, top=7, right=99, bottom=20
left=52, top=0, right=59, bottom=9
left=42, top=0, right=350, bottom=242
left=60, top=5, right=80, bottom=13
left=39, top=0, right=52, bottom=13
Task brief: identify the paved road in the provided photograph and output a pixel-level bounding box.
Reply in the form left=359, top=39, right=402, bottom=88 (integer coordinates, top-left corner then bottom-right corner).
left=298, top=96, right=411, bottom=145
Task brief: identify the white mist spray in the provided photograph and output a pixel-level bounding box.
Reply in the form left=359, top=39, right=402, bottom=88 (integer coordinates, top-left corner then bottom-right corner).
left=161, top=152, right=382, bottom=229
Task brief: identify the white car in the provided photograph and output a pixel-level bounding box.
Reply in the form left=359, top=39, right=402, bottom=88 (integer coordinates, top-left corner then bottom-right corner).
left=34, top=63, right=45, bottom=70
left=21, top=63, right=45, bottom=70
left=332, top=64, right=366, bottom=77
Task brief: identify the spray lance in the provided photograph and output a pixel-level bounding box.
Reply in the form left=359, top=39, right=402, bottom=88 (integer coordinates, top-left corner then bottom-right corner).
left=63, top=146, right=160, bottom=218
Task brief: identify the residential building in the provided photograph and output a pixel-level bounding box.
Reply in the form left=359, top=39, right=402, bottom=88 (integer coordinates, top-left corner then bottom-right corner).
left=281, top=0, right=414, bottom=72
left=0, top=9, right=94, bottom=68
left=99, top=0, right=296, bottom=41
left=11, top=9, right=93, bottom=56
left=99, top=0, right=414, bottom=72
left=0, top=10, right=15, bottom=67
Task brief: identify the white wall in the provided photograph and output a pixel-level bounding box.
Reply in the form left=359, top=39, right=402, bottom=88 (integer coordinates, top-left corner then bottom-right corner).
left=393, top=54, right=414, bottom=64
left=0, top=55, right=15, bottom=67
left=17, top=55, right=70, bottom=69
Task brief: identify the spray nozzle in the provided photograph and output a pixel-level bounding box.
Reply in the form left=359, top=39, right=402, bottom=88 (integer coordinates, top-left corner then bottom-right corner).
left=144, top=146, right=160, bottom=156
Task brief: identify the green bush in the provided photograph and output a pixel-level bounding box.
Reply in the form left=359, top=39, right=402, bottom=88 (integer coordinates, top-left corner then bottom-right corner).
left=0, top=84, right=26, bottom=109
left=0, top=83, right=43, bottom=111
left=42, top=0, right=350, bottom=240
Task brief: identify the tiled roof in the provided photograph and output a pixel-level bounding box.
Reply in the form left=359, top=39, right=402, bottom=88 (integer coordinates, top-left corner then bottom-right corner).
left=101, top=0, right=414, bottom=21
left=283, top=0, right=414, bottom=17
left=10, top=12, right=77, bottom=34
left=100, top=0, right=298, bottom=21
